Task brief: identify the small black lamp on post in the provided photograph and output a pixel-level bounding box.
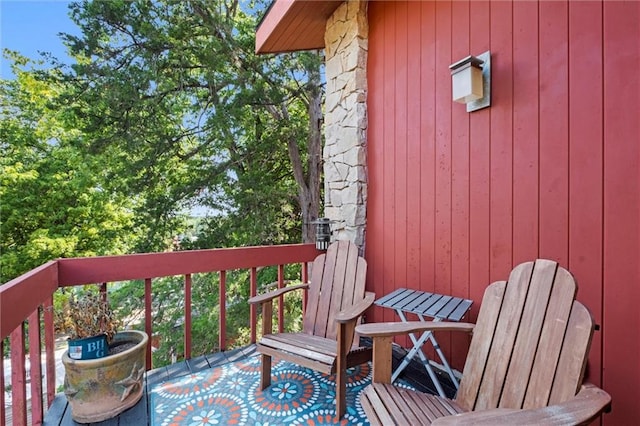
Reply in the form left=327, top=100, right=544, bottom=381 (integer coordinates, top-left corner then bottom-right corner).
left=314, top=217, right=332, bottom=250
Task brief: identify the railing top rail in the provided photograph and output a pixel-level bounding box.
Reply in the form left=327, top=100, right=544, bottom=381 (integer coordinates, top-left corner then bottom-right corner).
left=1, top=244, right=319, bottom=340
left=57, top=243, right=319, bottom=286
left=1, top=261, right=58, bottom=339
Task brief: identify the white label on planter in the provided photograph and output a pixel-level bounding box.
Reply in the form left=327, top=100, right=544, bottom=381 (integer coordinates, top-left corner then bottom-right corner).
left=69, top=346, right=83, bottom=359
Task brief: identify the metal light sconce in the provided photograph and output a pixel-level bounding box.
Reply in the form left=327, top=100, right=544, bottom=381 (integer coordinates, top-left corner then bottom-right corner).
left=313, top=217, right=332, bottom=250
left=449, top=51, right=491, bottom=112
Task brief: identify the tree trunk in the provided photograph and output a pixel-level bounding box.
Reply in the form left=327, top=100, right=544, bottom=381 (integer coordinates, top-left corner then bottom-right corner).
left=271, top=52, right=324, bottom=244
left=304, top=57, right=323, bottom=243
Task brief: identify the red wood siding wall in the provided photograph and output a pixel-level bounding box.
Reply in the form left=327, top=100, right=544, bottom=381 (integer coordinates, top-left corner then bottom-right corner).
left=366, top=1, right=639, bottom=422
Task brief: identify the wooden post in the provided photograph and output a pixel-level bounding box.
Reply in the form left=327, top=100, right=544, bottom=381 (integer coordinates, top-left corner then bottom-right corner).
left=301, top=261, right=309, bottom=314
left=277, top=264, right=285, bottom=333
left=43, top=295, right=56, bottom=405
left=10, top=324, right=27, bottom=426
left=144, top=278, right=152, bottom=370
left=0, top=340, right=5, bottom=426
left=28, top=310, right=43, bottom=424
left=184, top=274, right=192, bottom=360
left=260, top=353, right=272, bottom=390
left=219, top=271, right=226, bottom=351
left=250, top=268, right=258, bottom=344
left=336, top=321, right=347, bottom=419
left=372, top=336, right=393, bottom=384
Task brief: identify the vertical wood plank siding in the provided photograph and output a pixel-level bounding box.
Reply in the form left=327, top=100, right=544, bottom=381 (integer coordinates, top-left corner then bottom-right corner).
left=602, top=1, right=640, bottom=424
left=449, top=0, right=470, bottom=370
left=365, top=1, right=639, bottom=423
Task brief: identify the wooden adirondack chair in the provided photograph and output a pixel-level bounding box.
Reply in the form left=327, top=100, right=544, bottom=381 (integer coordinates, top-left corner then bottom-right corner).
left=356, top=259, right=612, bottom=425
left=248, top=240, right=374, bottom=419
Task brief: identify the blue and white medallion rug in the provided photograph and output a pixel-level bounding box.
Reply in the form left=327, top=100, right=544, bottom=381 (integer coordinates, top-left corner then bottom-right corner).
left=150, top=356, right=415, bottom=425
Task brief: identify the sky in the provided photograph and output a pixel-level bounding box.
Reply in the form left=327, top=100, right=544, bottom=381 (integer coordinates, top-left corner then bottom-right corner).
left=0, top=0, right=78, bottom=78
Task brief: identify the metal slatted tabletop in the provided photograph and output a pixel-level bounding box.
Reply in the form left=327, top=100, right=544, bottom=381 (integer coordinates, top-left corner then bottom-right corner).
left=375, top=288, right=473, bottom=398
left=376, top=288, right=473, bottom=322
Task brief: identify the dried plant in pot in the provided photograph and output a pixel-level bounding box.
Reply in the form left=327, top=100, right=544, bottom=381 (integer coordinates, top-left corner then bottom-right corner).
left=61, top=289, right=149, bottom=423
left=66, top=292, right=119, bottom=360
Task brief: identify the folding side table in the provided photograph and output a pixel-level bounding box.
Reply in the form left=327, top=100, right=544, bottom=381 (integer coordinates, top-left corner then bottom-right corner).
left=375, top=288, right=473, bottom=398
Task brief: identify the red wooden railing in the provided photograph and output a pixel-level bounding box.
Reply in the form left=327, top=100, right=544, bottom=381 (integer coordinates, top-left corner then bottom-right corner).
left=0, top=244, right=318, bottom=426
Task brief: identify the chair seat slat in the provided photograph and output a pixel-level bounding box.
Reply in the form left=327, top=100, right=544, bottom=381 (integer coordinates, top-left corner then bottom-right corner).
left=259, top=337, right=336, bottom=365
left=362, top=383, right=463, bottom=425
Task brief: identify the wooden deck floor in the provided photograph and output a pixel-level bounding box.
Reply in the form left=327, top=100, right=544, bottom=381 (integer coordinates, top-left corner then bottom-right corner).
left=43, top=342, right=456, bottom=425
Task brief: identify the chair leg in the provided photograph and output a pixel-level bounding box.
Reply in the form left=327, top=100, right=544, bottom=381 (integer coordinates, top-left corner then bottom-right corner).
left=336, top=321, right=348, bottom=419
left=336, top=366, right=346, bottom=419
left=260, top=353, right=272, bottom=390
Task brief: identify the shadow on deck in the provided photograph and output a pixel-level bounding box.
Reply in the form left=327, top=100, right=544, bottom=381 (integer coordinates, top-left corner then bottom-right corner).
left=43, top=342, right=456, bottom=425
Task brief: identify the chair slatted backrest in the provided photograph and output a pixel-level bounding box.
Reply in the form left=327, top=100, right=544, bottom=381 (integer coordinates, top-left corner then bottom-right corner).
left=303, top=240, right=367, bottom=342
left=456, top=259, right=594, bottom=412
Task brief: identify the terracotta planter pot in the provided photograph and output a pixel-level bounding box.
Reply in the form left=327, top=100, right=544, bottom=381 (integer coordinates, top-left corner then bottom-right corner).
left=62, top=330, right=148, bottom=423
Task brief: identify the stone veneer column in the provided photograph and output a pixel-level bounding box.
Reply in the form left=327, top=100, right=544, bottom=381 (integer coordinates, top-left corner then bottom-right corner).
left=323, top=0, right=368, bottom=251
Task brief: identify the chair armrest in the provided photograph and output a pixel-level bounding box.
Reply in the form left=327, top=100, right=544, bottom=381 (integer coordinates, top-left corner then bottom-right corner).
left=248, top=283, right=309, bottom=305
left=335, top=292, right=375, bottom=324
left=356, top=321, right=475, bottom=337
left=432, top=384, right=611, bottom=426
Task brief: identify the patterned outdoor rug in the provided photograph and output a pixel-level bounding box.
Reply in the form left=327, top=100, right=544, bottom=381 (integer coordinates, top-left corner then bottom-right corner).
left=150, top=356, right=415, bottom=425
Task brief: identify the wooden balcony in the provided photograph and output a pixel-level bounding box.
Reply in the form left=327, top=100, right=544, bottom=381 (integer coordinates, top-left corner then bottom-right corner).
left=43, top=345, right=259, bottom=425
left=1, top=244, right=321, bottom=426
left=2, top=244, right=459, bottom=425
left=41, top=342, right=452, bottom=425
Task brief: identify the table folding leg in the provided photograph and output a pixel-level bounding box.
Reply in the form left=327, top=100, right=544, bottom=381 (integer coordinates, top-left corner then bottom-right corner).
left=374, top=288, right=472, bottom=398
left=390, top=311, right=460, bottom=398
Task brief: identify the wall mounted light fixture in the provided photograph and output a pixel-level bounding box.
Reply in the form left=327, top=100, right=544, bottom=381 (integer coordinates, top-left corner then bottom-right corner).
left=449, top=51, right=491, bottom=112
left=313, top=217, right=332, bottom=250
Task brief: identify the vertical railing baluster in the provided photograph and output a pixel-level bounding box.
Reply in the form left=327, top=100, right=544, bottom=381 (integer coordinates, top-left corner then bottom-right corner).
left=1, top=339, right=5, bottom=426
left=250, top=267, right=258, bottom=343
left=99, top=282, right=108, bottom=346
left=144, top=278, right=153, bottom=370
left=28, top=310, right=43, bottom=424
left=302, top=261, right=309, bottom=314
left=10, top=325, right=27, bottom=426
left=184, top=274, right=192, bottom=360
left=99, top=282, right=107, bottom=301
left=277, top=264, right=285, bottom=333
left=43, top=295, right=55, bottom=406
left=219, top=271, right=226, bottom=352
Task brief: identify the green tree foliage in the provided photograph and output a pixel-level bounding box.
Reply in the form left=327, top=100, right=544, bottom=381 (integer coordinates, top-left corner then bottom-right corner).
left=59, top=0, right=322, bottom=365
left=61, top=0, right=324, bottom=249
left=2, top=1, right=321, bottom=366
left=0, top=53, right=135, bottom=282
left=105, top=265, right=305, bottom=366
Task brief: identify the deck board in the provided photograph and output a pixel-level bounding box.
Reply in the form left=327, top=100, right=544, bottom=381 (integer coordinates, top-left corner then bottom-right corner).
left=43, top=342, right=453, bottom=425
left=185, top=354, right=210, bottom=373
left=42, top=395, right=68, bottom=425
left=115, top=386, right=148, bottom=426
